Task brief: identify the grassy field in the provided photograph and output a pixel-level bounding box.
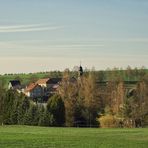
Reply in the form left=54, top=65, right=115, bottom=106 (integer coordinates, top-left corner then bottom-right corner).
left=0, top=126, right=148, bottom=148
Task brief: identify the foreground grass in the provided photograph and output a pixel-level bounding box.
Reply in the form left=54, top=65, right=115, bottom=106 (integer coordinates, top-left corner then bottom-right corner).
left=0, top=126, right=148, bottom=148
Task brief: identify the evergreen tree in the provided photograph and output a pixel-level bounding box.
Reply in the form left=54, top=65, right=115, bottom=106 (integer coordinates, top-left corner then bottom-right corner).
left=17, top=97, right=30, bottom=125
left=38, top=105, right=46, bottom=126
left=47, top=94, right=65, bottom=126
left=24, top=104, right=39, bottom=126
left=43, top=109, right=54, bottom=126
left=3, top=90, right=17, bottom=124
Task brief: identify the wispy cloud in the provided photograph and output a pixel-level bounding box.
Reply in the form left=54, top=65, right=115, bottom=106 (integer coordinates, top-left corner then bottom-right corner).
left=94, top=38, right=148, bottom=43
left=0, top=24, right=62, bottom=33
left=0, top=40, right=104, bottom=49
left=0, top=24, right=41, bottom=29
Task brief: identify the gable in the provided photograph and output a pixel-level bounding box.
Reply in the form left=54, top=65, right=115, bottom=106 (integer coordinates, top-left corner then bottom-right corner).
left=9, top=80, right=21, bottom=87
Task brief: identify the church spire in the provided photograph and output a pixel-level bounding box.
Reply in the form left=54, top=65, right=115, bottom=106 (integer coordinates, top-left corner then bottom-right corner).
left=78, top=61, right=83, bottom=77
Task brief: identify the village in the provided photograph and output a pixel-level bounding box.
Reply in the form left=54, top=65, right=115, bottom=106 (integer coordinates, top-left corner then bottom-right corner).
left=7, top=66, right=84, bottom=103
left=8, top=78, right=62, bottom=102
left=7, top=65, right=138, bottom=105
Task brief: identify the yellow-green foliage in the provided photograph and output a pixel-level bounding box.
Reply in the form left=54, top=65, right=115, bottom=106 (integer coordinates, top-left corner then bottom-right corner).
left=98, top=115, right=119, bottom=128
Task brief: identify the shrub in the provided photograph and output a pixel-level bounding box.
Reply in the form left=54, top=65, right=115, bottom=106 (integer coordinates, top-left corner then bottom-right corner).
left=98, top=115, right=120, bottom=128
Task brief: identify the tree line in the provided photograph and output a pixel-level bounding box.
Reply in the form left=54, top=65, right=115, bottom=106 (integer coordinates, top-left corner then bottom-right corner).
left=0, top=67, right=148, bottom=127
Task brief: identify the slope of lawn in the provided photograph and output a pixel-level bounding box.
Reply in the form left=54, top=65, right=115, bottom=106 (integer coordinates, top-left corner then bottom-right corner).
left=0, top=126, right=148, bottom=148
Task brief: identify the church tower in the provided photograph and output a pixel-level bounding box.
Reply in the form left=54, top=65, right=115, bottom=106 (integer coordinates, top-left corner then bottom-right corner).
left=78, top=64, right=83, bottom=77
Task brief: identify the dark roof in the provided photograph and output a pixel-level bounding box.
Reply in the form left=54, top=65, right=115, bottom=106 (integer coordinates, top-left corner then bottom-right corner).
left=47, top=78, right=62, bottom=84
left=9, top=80, right=21, bottom=86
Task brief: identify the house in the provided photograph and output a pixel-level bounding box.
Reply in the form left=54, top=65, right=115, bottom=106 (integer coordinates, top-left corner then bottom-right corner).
left=24, top=83, right=43, bottom=98
left=36, top=78, right=50, bottom=88
left=46, top=78, right=62, bottom=89
left=8, top=80, right=21, bottom=90
left=36, top=78, right=62, bottom=95
left=7, top=77, right=62, bottom=101
left=36, top=78, right=61, bottom=88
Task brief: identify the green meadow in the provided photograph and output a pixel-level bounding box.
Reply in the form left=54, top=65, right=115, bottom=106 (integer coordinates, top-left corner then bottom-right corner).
left=0, top=126, right=148, bottom=148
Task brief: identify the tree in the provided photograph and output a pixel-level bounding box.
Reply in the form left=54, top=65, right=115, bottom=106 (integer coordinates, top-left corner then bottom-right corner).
left=58, top=70, right=79, bottom=126
left=133, top=81, right=148, bottom=127
left=47, top=94, right=65, bottom=126
left=24, top=104, right=39, bottom=126
left=38, top=105, right=46, bottom=126
left=10, top=93, right=23, bottom=124
left=17, top=97, right=30, bottom=125
left=3, top=90, right=17, bottom=124
left=121, top=80, right=148, bottom=127
left=80, top=72, right=100, bottom=127
left=98, top=80, right=126, bottom=128
left=38, top=105, right=54, bottom=126
left=113, top=81, right=125, bottom=115
left=44, top=110, right=54, bottom=126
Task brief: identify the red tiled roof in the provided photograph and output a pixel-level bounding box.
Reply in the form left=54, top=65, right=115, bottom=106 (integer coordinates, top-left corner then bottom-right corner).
left=36, top=78, right=50, bottom=84
left=25, top=83, right=38, bottom=92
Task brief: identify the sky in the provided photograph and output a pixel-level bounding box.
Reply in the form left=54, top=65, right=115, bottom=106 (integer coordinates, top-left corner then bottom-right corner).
left=0, top=0, right=148, bottom=74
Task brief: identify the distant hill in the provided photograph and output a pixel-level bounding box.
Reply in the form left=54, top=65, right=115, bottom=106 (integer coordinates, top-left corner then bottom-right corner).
left=0, top=68, right=148, bottom=89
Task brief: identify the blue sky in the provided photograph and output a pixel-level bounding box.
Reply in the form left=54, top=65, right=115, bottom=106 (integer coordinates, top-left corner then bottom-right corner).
left=0, top=0, right=148, bottom=73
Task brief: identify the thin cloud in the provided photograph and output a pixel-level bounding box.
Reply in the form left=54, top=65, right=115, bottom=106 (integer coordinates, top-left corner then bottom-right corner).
left=0, top=24, right=42, bottom=29
left=0, top=41, right=104, bottom=51
left=93, top=38, right=148, bottom=43
left=0, top=24, right=62, bottom=33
